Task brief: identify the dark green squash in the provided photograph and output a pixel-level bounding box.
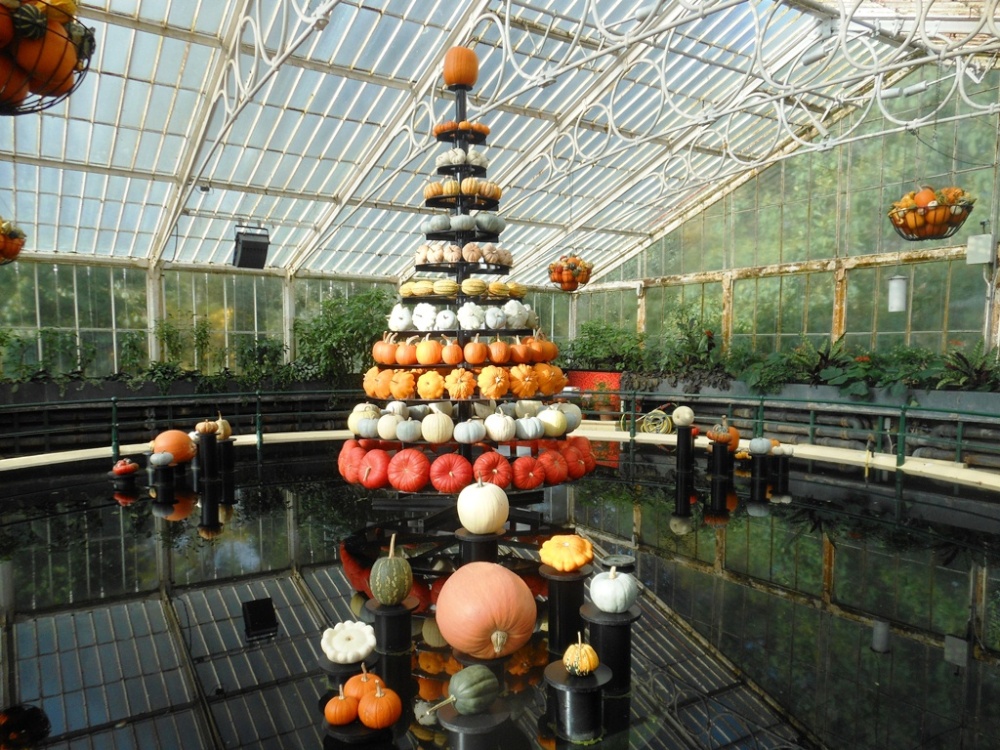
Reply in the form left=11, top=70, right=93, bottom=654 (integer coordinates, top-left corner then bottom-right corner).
left=368, top=533, right=413, bottom=606
left=422, top=664, right=500, bottom=718
left=13, top=4, right=46, bottom=40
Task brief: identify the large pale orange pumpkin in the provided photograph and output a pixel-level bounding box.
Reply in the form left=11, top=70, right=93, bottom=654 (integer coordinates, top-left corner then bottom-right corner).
left=152, top=429, right=197, bottom=464
left=435, top=562, right=536, bottom=659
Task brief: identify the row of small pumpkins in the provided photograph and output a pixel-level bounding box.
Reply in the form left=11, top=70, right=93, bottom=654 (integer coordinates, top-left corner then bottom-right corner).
left=0, top=0, right=95, bottom=108
left=145, top=414, right=235, bottom=466
left=337, top=436, right=597, bottom=493
left=348, top=400, right=582, bottom=442
left=371, top=332, right=559, bottom=368
left=362, top=363, right=568, bottom=403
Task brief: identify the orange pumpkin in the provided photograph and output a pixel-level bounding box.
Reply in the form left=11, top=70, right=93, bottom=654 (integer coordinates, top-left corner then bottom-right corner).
left=373, top=369, right=394, bottom=400
left=0, top=8, right=13, bottom=49
left=443, top=46, right=478, bottom=88
left=389, top=370, right=416, bottom=400
left=15, top=20, right=77, bottom=96
left=0, top=54, right=31, bottom=107
left=344, top=663, right=381, bottom=701
left=441, top=337, right=464, bottom=365
left=416, top=334, right=443, bottom=365
left=362, top=366, right=380, bottom=397
left=324, top=684, right=359, bottom=726
left=477, top=365, right=510, bottom=399
left=509, top=337, right=531, bottom=364
left=444, top=368, right=476, bottom=399
left=395, top=336, right=419, bottom=366
left=358, top=680, right=403, bottom=730
left=152, top=429, right=197, bottom=464
left=372, top=332, right=396, bottom=365
left=417, top=370, right=446, bottom=400
left=464, top=335, right=489, bottom=365
left=539, top=534, right=593, bottom=572
left=509, top=364, right=539, bottom=398
left=488, top=336, right=510, bottom=364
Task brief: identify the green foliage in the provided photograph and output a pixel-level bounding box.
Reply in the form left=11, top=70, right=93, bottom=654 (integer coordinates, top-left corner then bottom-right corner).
left=153, top=317, right=187, bottom=364
left=293, top=288, right=393, bottom=383
left=193, top=316, right=212, bottom=371
left=935, top=340, right=999, bottom=391
left=117, top=330, right=147, bottom=376
left=235, top=335, right=285, bottom=387
left=561, top=320, right=645, bottom=371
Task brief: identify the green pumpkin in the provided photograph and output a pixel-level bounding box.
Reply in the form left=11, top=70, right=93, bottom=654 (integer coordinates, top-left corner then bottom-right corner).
left=369, top=534, right=413, bottom=606
left=13, top=4, right=46, bottom=39
left=439, top=664, right=500, bottom=715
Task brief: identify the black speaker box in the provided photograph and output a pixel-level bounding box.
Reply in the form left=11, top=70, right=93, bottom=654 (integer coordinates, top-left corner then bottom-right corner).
left=233, top=232, right=269, bottom=269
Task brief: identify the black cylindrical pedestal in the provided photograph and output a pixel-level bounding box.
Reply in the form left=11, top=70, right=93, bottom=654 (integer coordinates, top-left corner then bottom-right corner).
left=600, top=694, right=631, bottom=749
left=438, top=701, right=509, bottom=750
left=453, top=651, right=508, bottom=688
left=750, top=453, right=769, bottom=503
left=579, top=602, right=641, bottom=696
left=456, top=528, right=501, bottom=564
left=199, top=431, right=218, bottom=480
left=543, top=662, right=612, bottom=743
left=599, top=555, right=635, bottom=575
left=317, top=654, right=378, bottom=689
left=218, top=437, right=235, bottom=474
left=676, top=425, right=694, bottom=473
left=539, top=564, right=592, bottom=655
left=773, top=454, right=790, bottom=494
left=365, top=596, right=417, bottom=656
left=710, top=441, right=729, bottom=478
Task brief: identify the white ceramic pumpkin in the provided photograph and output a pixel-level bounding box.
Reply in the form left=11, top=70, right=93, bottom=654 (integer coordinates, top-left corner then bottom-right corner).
left=457, top=477, right=510, bottom=535
left=484, top=411, right=516, bottom=442
left=589, top=566, right=640, bottom=613
left=421, top=412, right=454, bottom=444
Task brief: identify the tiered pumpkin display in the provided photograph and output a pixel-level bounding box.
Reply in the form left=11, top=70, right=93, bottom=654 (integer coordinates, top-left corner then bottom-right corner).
left=0, top=0, right=95, bottom=114
left=887, top=184, right=975, bottom=240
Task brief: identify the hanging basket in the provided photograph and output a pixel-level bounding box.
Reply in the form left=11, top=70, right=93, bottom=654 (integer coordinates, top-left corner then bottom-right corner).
left=548, top=255, right=592, bottom=292
left=0, top=218, right=27, bottom=265
left=0, top=1, right=96, bottom=116
left=887, top=202, right=973, bottom=241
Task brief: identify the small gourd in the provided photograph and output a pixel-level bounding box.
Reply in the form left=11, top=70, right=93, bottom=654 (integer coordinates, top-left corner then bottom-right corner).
left=195, top=418, right=218, bottom=435
left=562, top=632, right=600, bottom=677
left=672, top=405, right=695, bottom=427
left=324, top=684, right=359, bottom=726
left=358, top=680, right=403, bottom=730
left=749, top=436, right=773, bottom=455
left=369, top=534, right=413, bottom=607
left=321, top=621, right=377, bottom=664
left=214, top=412, right=233, bottom=440
left=422, top=664, right=500, bottom=717
left=454, top=418, right=487, bottom=444
left=589, top=566, right=640, bottom=614
left=539, top=534, right=593, bottom=572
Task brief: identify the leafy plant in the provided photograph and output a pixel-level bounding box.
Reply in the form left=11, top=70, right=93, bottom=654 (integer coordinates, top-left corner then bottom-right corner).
left=293, top=288, right=393, bottom=383
left=154, top=317, right=187, bottom=364
left=117, top=330, right=147, bottom=376
left=561, top=320, right=645, bottom=371
left=935, top=340, right=999, bottom=391
left=193, top=317, right=212, bottom=372
left=235, top=335, right=285, bottom=387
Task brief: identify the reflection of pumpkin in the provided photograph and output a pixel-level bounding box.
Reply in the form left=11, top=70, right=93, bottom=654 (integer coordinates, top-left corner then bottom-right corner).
left=435, top=562, right=536, bottom=659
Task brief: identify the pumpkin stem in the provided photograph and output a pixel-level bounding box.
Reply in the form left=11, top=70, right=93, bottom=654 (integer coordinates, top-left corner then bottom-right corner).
left=421, top=694, right=456, bottom=717
left=338, top=683, right=347, bottom=700
left=608, top=565, right=618, bottom=579
left=490, top=629, right=509, bottom=654
left=388, top=533, right=397, bottom=559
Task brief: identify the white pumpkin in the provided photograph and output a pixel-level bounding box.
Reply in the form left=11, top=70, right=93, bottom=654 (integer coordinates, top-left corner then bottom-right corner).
left=457, top=477, right=510, bottom=535
left=514, top=400, right=543, bottom=418
left=435, top=309, right=458, bottom=330
left=749, top=436, right=773, bottom=455
left=551, top=402, right=583, bottom=432
left=454, top=419, right=487, bottom=444
left=388, top=304, right=412, bottom=332
left=428, top=401, right=453, bottom=417
left=421, top=412, right=454, bottom=444
left=669, top=514, right=695, bottom=536
left=384, top=401, right=409, bottom=419
left=484, top=411, right=516, bottom=442
left=320, top=621, right=377, bottom=664
left=408, top=404, right=430, bottom=421
left=376, top=413, right=403, bottom=440
left=348, top=404, right=382, bottom=434
left=537, top=408, right=568, bottom=438
left=472, top=400, right=498, bottom=419
left=395, top=419, right=423, bottom=443
left=356, top=417, right=380, bottom=439
left=485, top=307, right=507, bottom=330
left=672, top=406, right=695, bottom=427
left=589, top=566, right=640, bottom=614
left=514, top=416, right=545, bottom=440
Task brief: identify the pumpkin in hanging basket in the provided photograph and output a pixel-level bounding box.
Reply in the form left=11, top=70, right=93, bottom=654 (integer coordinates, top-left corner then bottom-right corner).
left=887, top=185, right=976, bottom=240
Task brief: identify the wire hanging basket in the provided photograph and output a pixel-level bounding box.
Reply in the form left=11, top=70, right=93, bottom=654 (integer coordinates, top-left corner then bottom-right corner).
left=887, top=186, right=975, bottom=242
left=0, top=221, right=26, bottom=266
left=548, top=255, right=592, bottom=292
left=0, top=0, right=96, bottom=116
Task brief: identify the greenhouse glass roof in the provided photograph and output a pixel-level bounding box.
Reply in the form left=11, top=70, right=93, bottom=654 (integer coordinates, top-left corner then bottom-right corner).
left=1, top=0, right=997, bottom=286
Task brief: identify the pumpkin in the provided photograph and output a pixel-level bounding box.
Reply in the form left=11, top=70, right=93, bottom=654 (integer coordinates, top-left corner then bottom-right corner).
left=441, top=337, right=464, bottom=365
left=463, top=335, right=489, bottom=365
left=430, top=452, right=473, bottom=493
left=484, top=411, right=516, bottom=442
left=417, top=370, right=446, bottom=400
left=537, top=408, right=568, bottom=437
left=421, top=412, right=454, bottom=444
left=534, top=363, right=568, bottom=396
left=373, top=369, right=394, bottom=400
left=515, top=416, right=545, bottom=441
left=0, top=7, right=12, bottom=49
left=35, top=0, right=79, bottom=25
left=359, top=449, right=391, bottom=489
left=374, top=414, right=401, bottom=441
left=358, top=680, right=403, bottom=730
left=472, top=451, right=512, bottom=489
left=418, top=649, right=446, bottom=674
left=457, top=475, right=509, bottom=534
left=488, top=336, right=510, bottom=364
left=590, top=566, right=639, bottom=613
left=417, top=676, right=444, bottom=701
left=195, top=417, right=218, bottom=435
left=152, top=429, right=197, bottom=464
left=355, top=416, right=380, bottom=440
left=539, top=534, right=593, bottom=572
left=325, top=684, right=359, bottom=726
left=421, top=617, right=449, bottom=648
left=395, top=335, right=419, bottom=366
left=395, top=418, right=423, bottom=443
left=348, top=403, right=381, bottom=434
left=551, top=403, right=583, bottom=432
left=372, top=332, right=397, bottom=365
left=536, top=449, right=569, bottom=484
left=321, top=621, right=377, bottom=665
left=672, top=405, right=695, bottom=427
left=454, top=418, right=487, bottom=444
left=344, top=663, right=382, bottom=700
left=477, top=365, right=509, bottom=399
left=707, top=415, right=740, bottom=452
left=511, top=455, right=545, bottom=490
left=362, top=366, right=380, bottom=398
left=444, top=368, right=476, bottom=399
left=508, top=364, right=539, bottom=398
left=423, top=665, right=500, bottom=717
left=435, top=562, right=536, bottom=659
left=0, top=54, right=30, bottom=106
left=416, top=334, right=443, bottom=365
left=214, top=412, right=233, bottom=440
left=443, top=45, right=478, bottom=87
left=387, top=370, right=415, bottom=400
left=370, top=533, right=414, bottom=607
left=561, top=445, right=587, bottom=480
left=749, top=436, right=773, bottom=455
left=15, top=19, right=77, bottom=96
left=387, top=448, right=431, bottom=492
left=509, top=337, right=531, bottom=364
left=12, top=3, right=45, bottom=39
left=562, top=632, right=600, bottom=677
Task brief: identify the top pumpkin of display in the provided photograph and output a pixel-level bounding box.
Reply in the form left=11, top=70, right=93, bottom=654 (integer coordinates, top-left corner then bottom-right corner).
left=443, top=46, right=478, bottom=88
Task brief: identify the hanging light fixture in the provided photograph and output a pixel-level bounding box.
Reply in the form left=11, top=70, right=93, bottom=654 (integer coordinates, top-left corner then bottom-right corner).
left=887, top=273, right=908, bottom=312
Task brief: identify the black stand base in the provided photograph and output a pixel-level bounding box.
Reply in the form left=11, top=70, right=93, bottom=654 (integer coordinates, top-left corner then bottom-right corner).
left=438, top=700, right=510, bottom=750
left=365, top=596, right=418, bottom=655
left=580, top=602, right=641, bottom=696
left=456, top=528, right=501, bottom=564
left=543, top=662, right=612, bottom=743
left=539, top=564, right=592, bottom=655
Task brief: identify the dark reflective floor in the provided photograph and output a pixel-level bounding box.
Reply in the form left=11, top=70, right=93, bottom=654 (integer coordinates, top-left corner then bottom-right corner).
left=3, top=440, right=1000, bottom=749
